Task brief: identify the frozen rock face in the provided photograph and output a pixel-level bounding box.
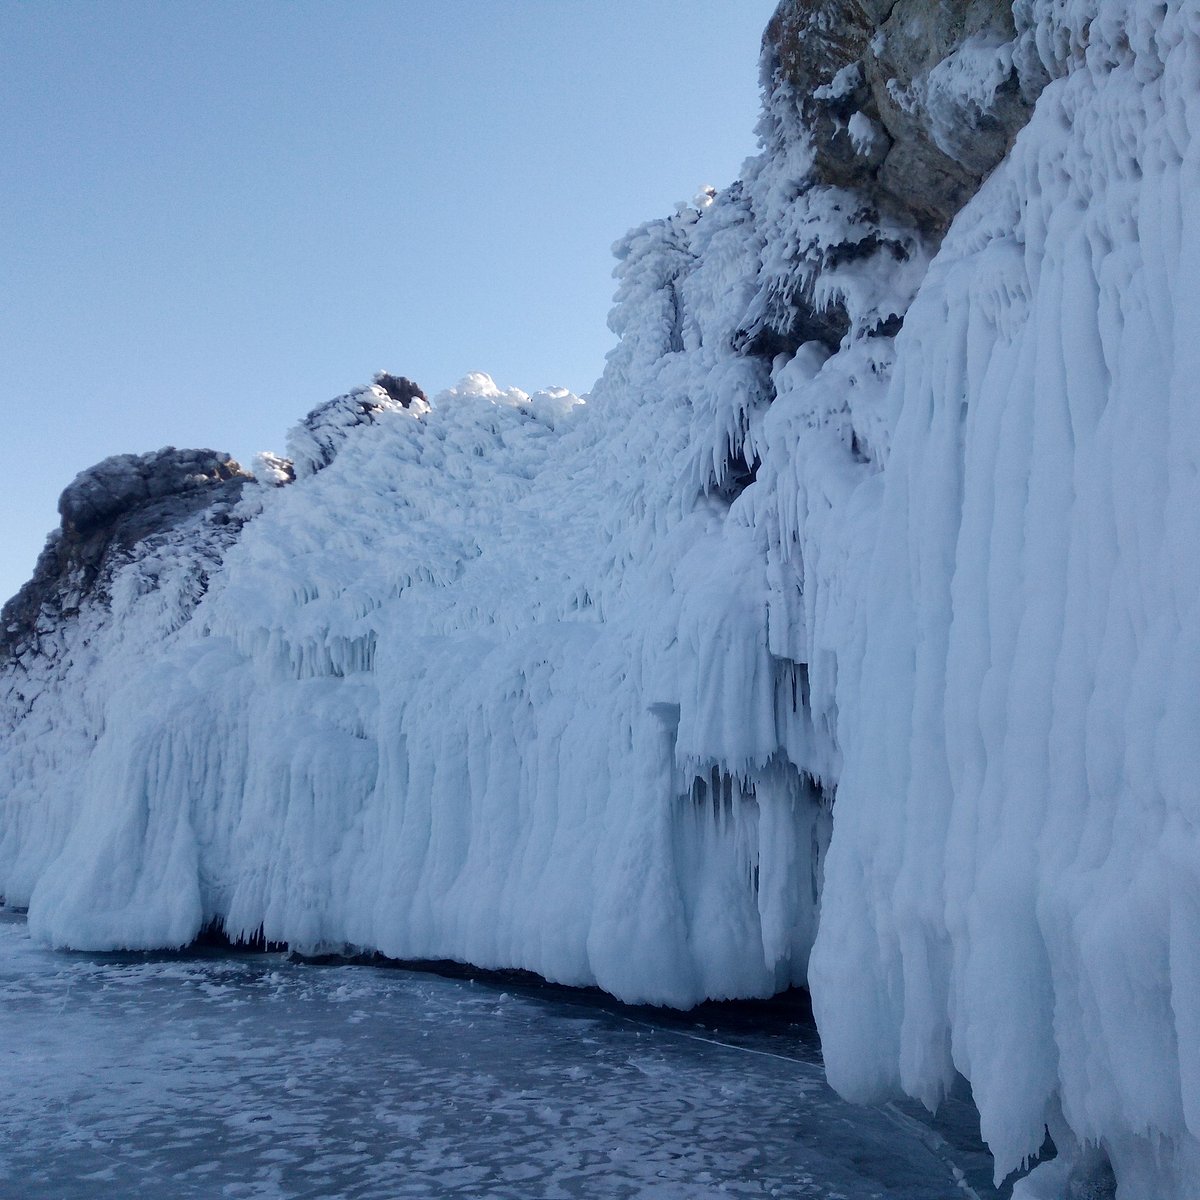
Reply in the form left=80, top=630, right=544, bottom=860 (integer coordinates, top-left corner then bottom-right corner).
left=807, top=4, right=1200, bottom=1197
left=286, top=373, right=428, bottom=477
left=0, top=448, right=256, bottom=912
left=743, top=0, right=1045, bottom=358
left=1, top=448, right=251, bottom=669
left=763, top=0, right=1038, bottom=238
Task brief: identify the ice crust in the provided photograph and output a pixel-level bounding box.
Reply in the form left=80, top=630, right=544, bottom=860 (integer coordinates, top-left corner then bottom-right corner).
left=3, top=2, right=1200, bottom=1196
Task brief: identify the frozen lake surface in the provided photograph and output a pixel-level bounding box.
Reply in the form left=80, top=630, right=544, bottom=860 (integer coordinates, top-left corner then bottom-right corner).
left=0, top=911, right=1011, bottom=1199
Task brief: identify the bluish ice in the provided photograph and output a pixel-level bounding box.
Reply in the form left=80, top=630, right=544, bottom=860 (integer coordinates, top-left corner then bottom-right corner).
left=0, top=911, right=1009, bottom=1199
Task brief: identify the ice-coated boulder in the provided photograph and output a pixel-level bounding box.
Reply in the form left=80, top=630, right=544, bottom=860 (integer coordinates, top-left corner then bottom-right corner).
left=2, top=448, right=252, bottom=668
left=763, top=0, right=1039, bottom=238
left=287, top=373, right=428, bottom=477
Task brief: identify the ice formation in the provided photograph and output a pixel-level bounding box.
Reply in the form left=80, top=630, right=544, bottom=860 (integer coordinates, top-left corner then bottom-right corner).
left=810, top=4, right=1200, bottom=1195
left=3, top=2, right=1199, bottom=1196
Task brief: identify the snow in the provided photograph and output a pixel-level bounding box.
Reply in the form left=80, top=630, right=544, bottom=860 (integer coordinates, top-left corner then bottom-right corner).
left=922, top=32, right=1018, bottom=161
left=252, top=451, right=293, bottom=486
left=3, top=2, right=1200, bottom=1196
left=846, top=110, right=883, bottom=157
left=285, top=378, right=430, bottom=478
left=9, top=353, right=830, bottom=1007
left=812, top=63, right=862, bottom=102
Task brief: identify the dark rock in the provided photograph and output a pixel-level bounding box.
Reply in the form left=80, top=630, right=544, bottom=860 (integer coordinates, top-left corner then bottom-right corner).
left=1066, top=1148, right=1118, bottom=1200
left=58, top=447, right=248, bottom=536
left=1, top=449, right=253, bottom=667
left=737, top=0, right=1044, bottom=360
left=762, top=0, right=1041, bottom=239
left=372, top=372, right=427, bottom=408
left=764, top=2, right=881, bottom=193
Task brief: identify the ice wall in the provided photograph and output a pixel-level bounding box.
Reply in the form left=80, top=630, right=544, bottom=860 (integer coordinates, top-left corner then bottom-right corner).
left=1, top=364, right=834, bottom=1007
left=3, top=2, right=1199, bottom=1196
left=809, top=3, right=1200, bottom=1195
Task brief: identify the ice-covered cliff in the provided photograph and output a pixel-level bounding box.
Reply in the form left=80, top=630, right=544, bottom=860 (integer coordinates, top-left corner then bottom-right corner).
left=4, top=2, right=1199, bottom=1196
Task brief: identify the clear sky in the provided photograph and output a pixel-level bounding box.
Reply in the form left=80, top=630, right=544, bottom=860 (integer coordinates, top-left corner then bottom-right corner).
left=1, top=1, right=774, bottom=605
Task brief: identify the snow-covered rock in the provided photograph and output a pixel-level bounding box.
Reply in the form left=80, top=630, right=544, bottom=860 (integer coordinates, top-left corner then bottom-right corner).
left=1, top=446, right=252, bottom=673
left=762, top=0, right=1039, bottom=238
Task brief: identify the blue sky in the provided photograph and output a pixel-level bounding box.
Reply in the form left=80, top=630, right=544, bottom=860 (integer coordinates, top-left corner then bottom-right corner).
left=1, top=1, right=773, bottom=604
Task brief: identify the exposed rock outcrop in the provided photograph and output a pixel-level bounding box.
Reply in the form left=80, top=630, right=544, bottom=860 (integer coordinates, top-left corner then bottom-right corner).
left=738, top=0, right=1044, bottom=360
left=286, top=373, right=429, bottom=477
left=763, top=0, right=1039, bottom=239
left=1, top=448, right=252, bottom=667
left=2, top=371, right=431, bottom=673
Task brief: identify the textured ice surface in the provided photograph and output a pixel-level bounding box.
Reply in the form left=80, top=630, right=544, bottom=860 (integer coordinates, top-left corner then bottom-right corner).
left=810, top=4, right=1200, bottom=1193
left=0, top=912, right=1006, bottom=1200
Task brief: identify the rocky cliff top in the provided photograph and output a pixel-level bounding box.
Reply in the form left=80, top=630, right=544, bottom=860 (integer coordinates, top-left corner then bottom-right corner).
left=286, top=373, right=429, bottom=477
left=1, top=448, right=253, bottom=666
left=2, top=371, right=430, bottom=669
left=58, top=447, right=250, bottom=535
left=763, top=0, right=1040, bottom=238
